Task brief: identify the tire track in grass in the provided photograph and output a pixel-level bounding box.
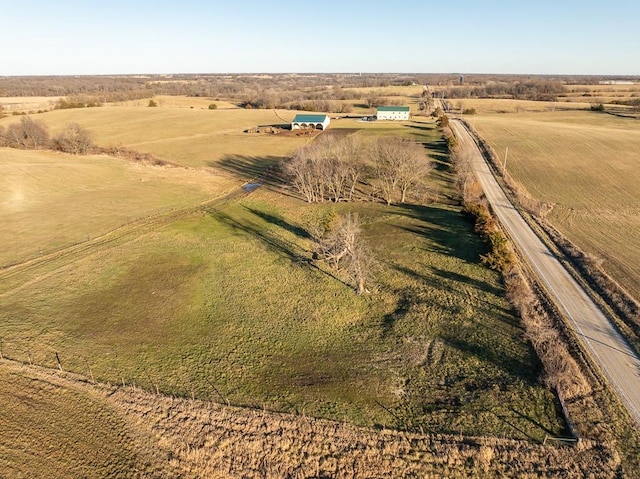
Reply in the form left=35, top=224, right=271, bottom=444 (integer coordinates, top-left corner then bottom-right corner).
left=0, top=184, right=257, bottom=298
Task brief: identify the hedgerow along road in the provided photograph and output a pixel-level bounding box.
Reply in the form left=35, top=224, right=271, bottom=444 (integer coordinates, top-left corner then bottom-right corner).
left=450, top=119, right=640, bottom=427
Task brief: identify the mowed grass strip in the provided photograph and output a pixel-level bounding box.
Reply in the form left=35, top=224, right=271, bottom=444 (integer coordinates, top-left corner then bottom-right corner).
left=0, top=147, right=234, bottom=266
left=471, top=110, right=640, bottom=300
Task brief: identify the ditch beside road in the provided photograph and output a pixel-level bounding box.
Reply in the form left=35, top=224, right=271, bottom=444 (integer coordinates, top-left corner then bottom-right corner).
left=450, top=119, right=640, bottom=427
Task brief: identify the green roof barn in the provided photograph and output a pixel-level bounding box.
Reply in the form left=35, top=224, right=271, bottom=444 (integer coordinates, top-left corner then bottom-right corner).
left=291, top=114, right=330, bottom=130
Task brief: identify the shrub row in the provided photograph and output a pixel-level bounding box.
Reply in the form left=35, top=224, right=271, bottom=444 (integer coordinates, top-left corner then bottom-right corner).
left=459, top=118, right=640, bottom=349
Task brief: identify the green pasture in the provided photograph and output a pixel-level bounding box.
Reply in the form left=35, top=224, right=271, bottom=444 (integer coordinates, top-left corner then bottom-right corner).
left=0, top=116, right=564, bottom=439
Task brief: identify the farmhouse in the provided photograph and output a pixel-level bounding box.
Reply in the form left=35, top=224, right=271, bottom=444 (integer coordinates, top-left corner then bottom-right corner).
left=291, top=114, right=331, bottom=130
left=376, top=106, right=410, bottom=121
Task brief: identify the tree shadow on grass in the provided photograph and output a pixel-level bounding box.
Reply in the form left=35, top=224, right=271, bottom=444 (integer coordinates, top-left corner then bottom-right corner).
left=243, top=206, right=311, bottom=240
left=442, top=334, right=537, bottom=385
left=404, top=122, right=434, bottom=132
left=392, top=203, right=484, bottom=263
left=207, top=208, right=306, bottom=262
left=430, top=266, right=504, bottom=298
left=206, top=206, right=350, bottom=289
left=211, top=154, right=295, bottom=196
left=390, top=263, right=517, bottom=331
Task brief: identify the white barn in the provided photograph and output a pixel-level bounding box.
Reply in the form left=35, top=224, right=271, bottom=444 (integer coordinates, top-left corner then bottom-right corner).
left=376, top=106, right=410, bottom=121
left=291, top=114, right=331, bottom=130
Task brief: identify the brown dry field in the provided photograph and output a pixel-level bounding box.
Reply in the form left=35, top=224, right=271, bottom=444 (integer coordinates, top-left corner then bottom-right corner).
left=0, top=106, right=311, bottom=168
left=0, top=96, right=61, bottom=112
left=468, top=109, right=640, bottom=301
left=111, top=95, right=240, bottom=110
left=0, top=147, right=236, bottom=266
left=449, top=98, right=590, bottom=114
left=563, top=83, right=640, bottom=103
left=0, top=359, right=621, bottom=479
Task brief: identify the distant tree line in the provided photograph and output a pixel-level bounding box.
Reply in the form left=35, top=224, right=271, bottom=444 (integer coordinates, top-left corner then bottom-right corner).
left=284, top=135, right=433, bottom=205
left=442, top=80, right=566, bottom=101
left=0, top=74, right=402, bottom=98
left=3, top=74, right=634, bottom=104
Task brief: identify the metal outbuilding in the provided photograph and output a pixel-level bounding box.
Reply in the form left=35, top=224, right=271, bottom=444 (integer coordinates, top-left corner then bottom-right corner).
left=291, top=114, right=331, bottom=130
left=376, top=106, right=410, bottom=121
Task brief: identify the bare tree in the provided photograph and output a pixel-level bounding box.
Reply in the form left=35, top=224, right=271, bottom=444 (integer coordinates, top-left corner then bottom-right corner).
left=53, top=122, right=94, bottom=154
left=284, top=142, right=327, bottom=203
left=6, top=117, right=50, bottom=149
left=286, top=135, right=431, bottom=205
left=372, top=137, right=431, bottom=204
left=395, top=141, right=432, bottom=203
left=371, top=138, right=401, bottom=205
left=285, top=135, right=368, bottom=203
left=326, top=135, right=368, bottom=202
left=314, top=212, right=374, bottom=294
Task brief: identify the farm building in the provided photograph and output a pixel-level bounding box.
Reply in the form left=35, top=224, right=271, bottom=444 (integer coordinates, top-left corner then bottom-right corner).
left=376, top=106, right=410, bottom=121
left=291, top=114, right=331, bottom=130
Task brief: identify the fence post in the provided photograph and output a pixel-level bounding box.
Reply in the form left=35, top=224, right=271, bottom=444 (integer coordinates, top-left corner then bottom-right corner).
left=85, top=358, right=95, bottom=383
left=55, top=352, right=63, bottom=371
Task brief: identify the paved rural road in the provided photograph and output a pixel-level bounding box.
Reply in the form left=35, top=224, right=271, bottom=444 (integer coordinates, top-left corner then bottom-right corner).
left=450, top=119, right=640, bottom=426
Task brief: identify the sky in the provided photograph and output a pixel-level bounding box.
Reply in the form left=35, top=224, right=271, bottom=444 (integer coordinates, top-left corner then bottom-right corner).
left=1, top=0, right=638, bottom=76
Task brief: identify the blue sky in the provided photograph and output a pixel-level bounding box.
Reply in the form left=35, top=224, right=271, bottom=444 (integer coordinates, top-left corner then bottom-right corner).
left=1, top=0, right=638, bottom=75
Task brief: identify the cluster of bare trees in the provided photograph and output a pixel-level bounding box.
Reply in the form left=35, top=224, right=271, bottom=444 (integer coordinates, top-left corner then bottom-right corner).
left=284, top=135, right=432, bottom=205
left=0, top=117, right=94, bottom=154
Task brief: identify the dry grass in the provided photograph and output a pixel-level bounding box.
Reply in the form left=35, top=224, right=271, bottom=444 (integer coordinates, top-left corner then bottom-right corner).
left=344, top=85, right=424, bottom=97
left=451, top=98, right=590, bottom=114
left=0, top=359, right=621, bottom=479
left=111, top=95, right=240, bottom=110
left=0, top=147, right=234, bottom=266
left=0, top=361, right=170, bottom=478
left=0, top=96, right=61, bottom=112
left=562, top=83, right=640, bottom=104
left=0, top=107, right=311, bottom=167
left=0, top=106, right=597, bottom=475
left=0, top=119, right=566, bottom=441
left=469, top=110, right=640, bottom=302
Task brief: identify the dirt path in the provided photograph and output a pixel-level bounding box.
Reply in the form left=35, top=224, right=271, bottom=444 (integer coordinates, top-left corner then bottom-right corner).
left=450, top=119, right=640, bottom=426
left=0, top=185, right=253, bottom=298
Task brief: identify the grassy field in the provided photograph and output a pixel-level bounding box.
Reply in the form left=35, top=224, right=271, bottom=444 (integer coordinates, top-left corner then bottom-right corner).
left=1, top=106, right=312, bottom=167
left=112, top=95, right=240, bottom=110
left=0, top=96, right=61, bottom=113
left=0, top=362, right=164, bottom=478
left=449, top=98, right=590, bottom=114
left=0, top=115, right=565, bottom=441
left=470, top=109, right=640, bottom=300
left=0, top=147, right=236, bottom=266
left=562, top=83, right=640, bottom=104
